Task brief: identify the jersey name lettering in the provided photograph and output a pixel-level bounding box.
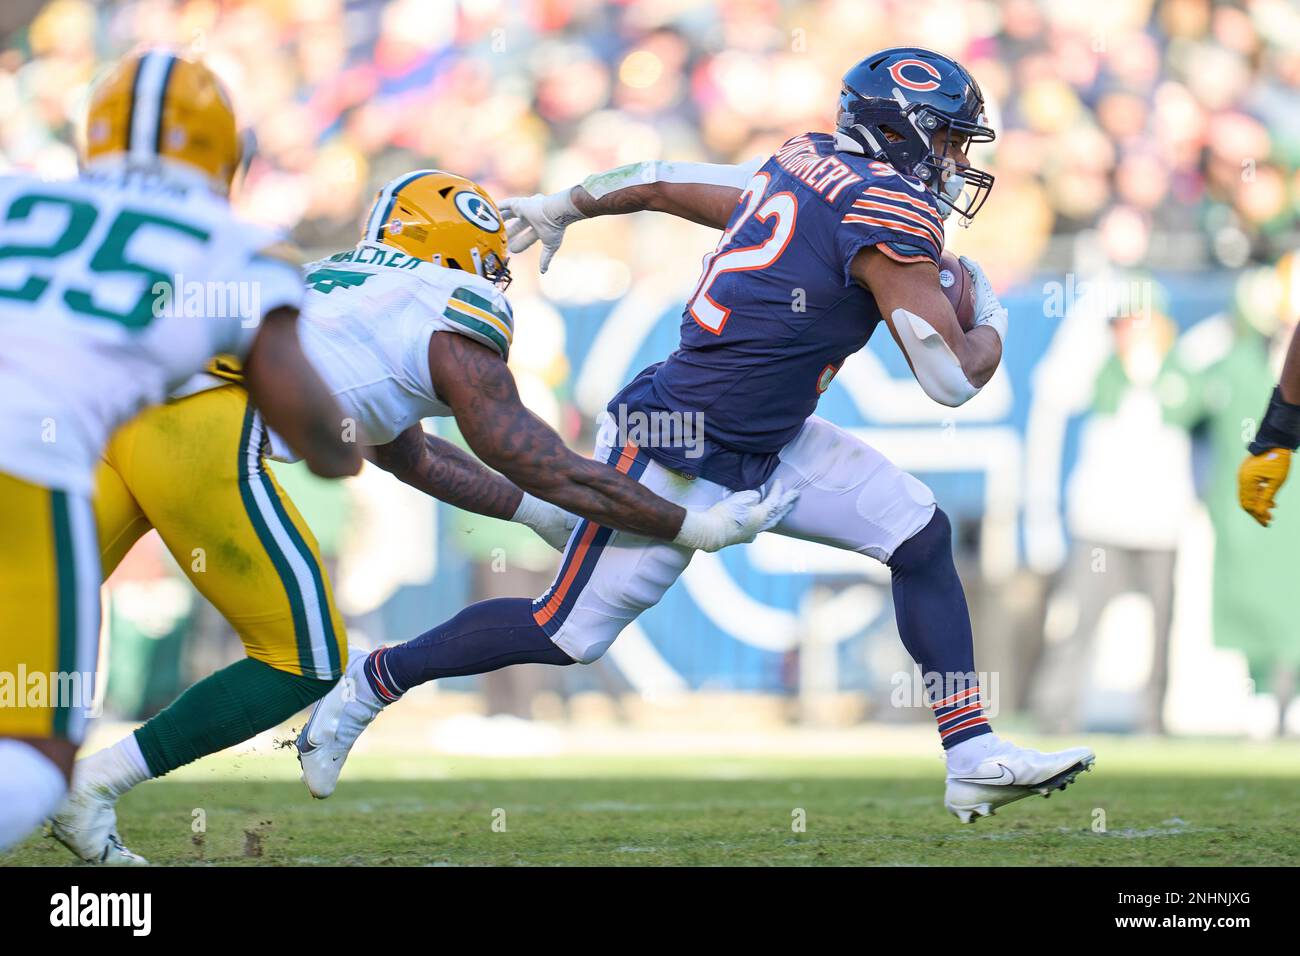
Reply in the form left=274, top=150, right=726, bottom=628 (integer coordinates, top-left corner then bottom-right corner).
left=772, top=134, right=864, bottom=203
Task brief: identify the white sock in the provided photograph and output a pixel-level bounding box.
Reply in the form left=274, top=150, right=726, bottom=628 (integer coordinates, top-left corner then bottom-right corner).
left=0, top=740, right=68, bottom=852
left=74, top=732, right=153, bottom=799
left=350, top=653, right=387, bottom=711
left=349, top=667, right=383, bottom=712
left=946, top=733, right=1001, bottom=775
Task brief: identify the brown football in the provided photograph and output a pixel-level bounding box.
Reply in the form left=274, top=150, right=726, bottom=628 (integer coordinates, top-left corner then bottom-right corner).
left=938, top=251, right=975, bottom=332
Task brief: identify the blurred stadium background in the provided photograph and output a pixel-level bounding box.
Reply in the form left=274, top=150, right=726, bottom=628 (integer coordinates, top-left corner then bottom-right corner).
left=5, top=0, right=1300, bottom=749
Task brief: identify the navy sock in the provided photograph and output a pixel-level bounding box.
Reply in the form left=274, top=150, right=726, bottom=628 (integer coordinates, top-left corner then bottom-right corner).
left=887, top=508, right=991, bottom=748
left=364, top=597, right=574, bottom=701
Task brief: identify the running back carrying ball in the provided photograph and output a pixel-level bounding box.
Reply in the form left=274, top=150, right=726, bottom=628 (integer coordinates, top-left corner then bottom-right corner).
left=939, top=250, right=975, bottom=332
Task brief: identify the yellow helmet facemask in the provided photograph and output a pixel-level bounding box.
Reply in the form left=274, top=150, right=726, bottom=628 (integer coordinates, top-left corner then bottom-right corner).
left=362, top=170, right=511, bottom=288
left=82, top=49, right=243, bottom=193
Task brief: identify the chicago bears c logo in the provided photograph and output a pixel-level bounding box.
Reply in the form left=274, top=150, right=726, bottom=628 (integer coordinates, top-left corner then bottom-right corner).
left=888, top=59, right=941, bottom=92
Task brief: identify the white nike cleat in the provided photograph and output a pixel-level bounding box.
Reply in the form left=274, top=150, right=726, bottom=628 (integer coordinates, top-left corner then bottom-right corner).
left=944, top=739, right=1095, bottom=824
left=296, top=648, right=383, bottom=799
left=49, top=784, right=148, bottom=865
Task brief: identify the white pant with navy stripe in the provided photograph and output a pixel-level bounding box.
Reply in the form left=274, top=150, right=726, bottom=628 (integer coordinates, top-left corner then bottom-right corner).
left=532, top=413, right=936, bottom=664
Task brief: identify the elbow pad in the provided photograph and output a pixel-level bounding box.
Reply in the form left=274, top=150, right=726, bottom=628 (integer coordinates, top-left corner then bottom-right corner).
left=582, top=157, right=765, bottom=200
left=890, top=308, right=979, bottom=407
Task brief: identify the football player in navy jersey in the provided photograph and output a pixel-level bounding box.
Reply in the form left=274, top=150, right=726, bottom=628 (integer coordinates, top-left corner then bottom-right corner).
left=298, top=48, right=1094, bottom=822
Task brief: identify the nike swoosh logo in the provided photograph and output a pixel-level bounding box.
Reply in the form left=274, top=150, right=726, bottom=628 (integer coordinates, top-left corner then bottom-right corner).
left=955, top=763, right=1016, bottom=785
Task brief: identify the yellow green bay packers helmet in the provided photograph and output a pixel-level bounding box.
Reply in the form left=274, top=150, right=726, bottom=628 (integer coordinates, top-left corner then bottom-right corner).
left=82, top=49, right=243, bottom=192
left=363, top=170, right=511, bottom=286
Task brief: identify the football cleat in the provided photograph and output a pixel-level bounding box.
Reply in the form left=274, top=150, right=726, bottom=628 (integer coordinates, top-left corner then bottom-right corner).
left=49, top=784, right=148, bottom=865
left=296, top=648, right=383, bottom=799
left=944, top=740, right=1095, bottom=824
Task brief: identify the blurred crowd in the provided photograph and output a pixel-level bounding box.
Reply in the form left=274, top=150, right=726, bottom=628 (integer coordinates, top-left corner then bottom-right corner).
left=3, top=0, right=1300, bottom=281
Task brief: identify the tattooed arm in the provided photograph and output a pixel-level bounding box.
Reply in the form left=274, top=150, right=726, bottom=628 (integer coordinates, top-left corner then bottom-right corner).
left=368, top=424, right=522, bottom=520
left=569, top=177, right=741, bottom=229
left=500, top=159, right=764, bottom=271
left=426, top=331, right=691, bottom=539
left=244, top=306, right=362, bottom=478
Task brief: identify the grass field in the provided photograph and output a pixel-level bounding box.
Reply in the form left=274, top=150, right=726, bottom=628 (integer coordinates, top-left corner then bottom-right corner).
left=4, top=734, right=1298, bottom=866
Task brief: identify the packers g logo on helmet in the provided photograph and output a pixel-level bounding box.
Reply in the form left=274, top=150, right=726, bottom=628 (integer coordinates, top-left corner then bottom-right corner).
left=454, top=191, right=503, bottom=233
left=82, top=49, right=243, bottom=192
left=363, top=170, right=511, bottom=287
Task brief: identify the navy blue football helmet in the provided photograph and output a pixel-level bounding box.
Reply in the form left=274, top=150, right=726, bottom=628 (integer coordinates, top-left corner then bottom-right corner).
left=836, top=47, right=995, bottom=223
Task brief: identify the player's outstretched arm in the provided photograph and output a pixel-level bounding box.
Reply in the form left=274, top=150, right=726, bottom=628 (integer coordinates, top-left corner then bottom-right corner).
left=368, top=425, right=577, bottom=550
left=427, top=331, right=797, bottom=550
left=243, top=306, right=362, bottom=478
left=1283, top=322, right=1300, bottom=406
left=500, top=159, right=762, bottom=271
left=852, top=247, right=1004, bottom=406
left=1238, top=322, right=1300, bottom=526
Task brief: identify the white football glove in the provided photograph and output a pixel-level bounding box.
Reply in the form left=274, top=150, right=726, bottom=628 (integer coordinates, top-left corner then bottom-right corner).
left=511, top=492, right=580, bottom=552
left=499, top=190, right=586, bottom=274
left=673, top=480, right=799, bottom=553
left=958, top=255, right=1008, bottom=343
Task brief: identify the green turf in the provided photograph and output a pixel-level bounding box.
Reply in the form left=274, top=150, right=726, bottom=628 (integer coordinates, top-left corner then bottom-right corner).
left=5, top=737, right=1298, bottom=866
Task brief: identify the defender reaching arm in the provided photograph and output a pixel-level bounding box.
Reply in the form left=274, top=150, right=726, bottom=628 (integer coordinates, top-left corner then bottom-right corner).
left=500, top=159, right=756, bottom=269
left=1239, top=322, right=1300, bottom=526
left=362, top=328, right=795, bottom=552
left=367, top=423, right=577, bottom=551
left=423, top=330, right=793, bottom=550
left=242, top=306, right=362, bottom=479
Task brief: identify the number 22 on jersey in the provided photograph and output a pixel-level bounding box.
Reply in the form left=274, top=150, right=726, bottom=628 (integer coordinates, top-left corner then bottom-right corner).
left=686, top=172, right=798, bottom=335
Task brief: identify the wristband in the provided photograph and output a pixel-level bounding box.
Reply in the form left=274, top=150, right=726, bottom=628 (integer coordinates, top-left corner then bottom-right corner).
left=973, top=306, right=1007, bottom=344
left=672, top=508, right=715, bottom=552
left=542, top=189, right=586, bottom=227
left=1248, top=386, right=1300, bottom=454
left=511, top=491, right=554, bottom=531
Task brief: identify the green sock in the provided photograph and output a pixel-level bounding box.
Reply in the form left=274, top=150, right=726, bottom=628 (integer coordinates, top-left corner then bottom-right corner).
left=134, top=658, right=336, bottom=777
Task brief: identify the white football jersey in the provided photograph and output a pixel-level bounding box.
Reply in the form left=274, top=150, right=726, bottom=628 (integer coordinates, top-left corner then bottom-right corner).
left=263, top=241, right=515, bottom=461
left=0, top=165, right=302, bottom=494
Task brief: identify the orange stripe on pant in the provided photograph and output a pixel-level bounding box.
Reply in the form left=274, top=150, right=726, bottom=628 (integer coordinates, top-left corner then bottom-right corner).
left=533, top=441, right=640, bottom=628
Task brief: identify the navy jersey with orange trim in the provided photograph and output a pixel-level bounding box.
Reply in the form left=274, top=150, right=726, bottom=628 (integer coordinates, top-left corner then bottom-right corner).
left=609, top=131, right=946, bottom=490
